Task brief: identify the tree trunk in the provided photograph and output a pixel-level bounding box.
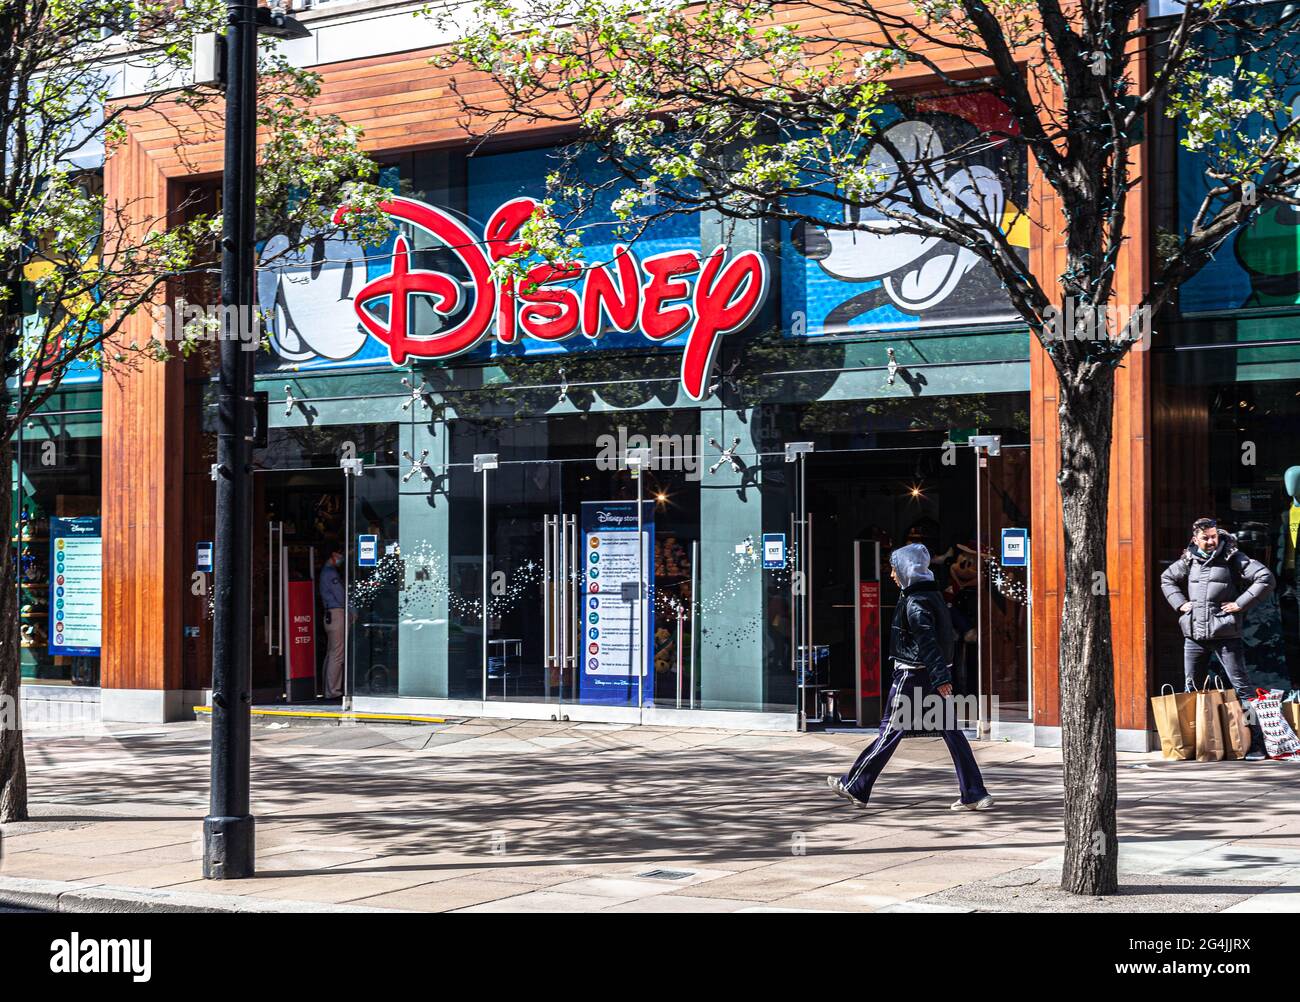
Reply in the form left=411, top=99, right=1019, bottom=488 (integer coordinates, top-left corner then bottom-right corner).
left=0, top=431, right=28, bottom=823
left=1057, top=364, right=1118, bottom=895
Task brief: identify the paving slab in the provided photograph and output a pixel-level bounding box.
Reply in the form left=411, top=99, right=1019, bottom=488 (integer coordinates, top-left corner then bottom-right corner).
left=346, top=876, right=536, bottom=911
left=3, top=715, right=1293, bottom=912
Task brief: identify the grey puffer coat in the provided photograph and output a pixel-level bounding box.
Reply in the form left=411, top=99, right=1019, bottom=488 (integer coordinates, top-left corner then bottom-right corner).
left=1160, top=532, right=1274, bottom=641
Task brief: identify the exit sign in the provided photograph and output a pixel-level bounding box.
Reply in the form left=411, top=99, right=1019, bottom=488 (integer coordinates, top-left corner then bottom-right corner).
left=1001, top=528, right=1028, bottom=566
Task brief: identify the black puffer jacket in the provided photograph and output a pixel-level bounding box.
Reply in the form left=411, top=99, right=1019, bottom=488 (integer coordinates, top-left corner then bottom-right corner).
left=891, top=580, right=955, bottom=688
left=1160, top=532, right=1274, bottom=641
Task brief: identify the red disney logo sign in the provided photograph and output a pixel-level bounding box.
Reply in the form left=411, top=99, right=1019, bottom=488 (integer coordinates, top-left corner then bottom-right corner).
left=334, top=196, right=769, bottom=401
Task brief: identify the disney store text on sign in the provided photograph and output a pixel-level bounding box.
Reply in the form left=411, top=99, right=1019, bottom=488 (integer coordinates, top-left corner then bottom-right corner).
left=334, top=197, right=770, bottom=401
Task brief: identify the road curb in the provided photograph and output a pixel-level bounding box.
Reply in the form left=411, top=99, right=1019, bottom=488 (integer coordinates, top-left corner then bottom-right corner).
left=0, top=876, right=405, bottom=914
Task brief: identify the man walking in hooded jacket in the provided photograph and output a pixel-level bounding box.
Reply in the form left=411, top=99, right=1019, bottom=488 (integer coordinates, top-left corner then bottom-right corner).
left=827, top=543, right=993, bottom=811
left=1160, top=517, right=1274, bottom=760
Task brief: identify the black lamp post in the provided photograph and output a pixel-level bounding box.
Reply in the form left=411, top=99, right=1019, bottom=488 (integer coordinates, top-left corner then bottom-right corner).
left=204, top=0, right=310, bottom=881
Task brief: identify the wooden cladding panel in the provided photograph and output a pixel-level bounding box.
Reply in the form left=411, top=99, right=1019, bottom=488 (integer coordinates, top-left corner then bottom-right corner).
left=100, top=134, right=185, bottom=693
left=119, top=6, right=1060, bottom=178
left=107, top=4, right=1159, bottom=716
left=1027, top=45, right=1154, bottom=732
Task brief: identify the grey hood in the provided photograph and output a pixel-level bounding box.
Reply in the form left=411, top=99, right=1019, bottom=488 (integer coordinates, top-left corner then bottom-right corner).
left=891, top=543, right=935, bottom=589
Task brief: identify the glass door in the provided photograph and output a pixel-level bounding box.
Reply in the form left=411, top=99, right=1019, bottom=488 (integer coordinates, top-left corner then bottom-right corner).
left=479, top=453, right=662, bottom=719
left=348, top=464, right=401, bottom=699
left=788, top=443, right=815, bottom=730
left=800, top=442, right=988, bottom=732
left=975, top=444, right=1032, bottom=727
left=565, top=432, right=698, bottom=717
left=480, top=458, right=566, bottom=709
left=251, top=468, right=347, bottom=702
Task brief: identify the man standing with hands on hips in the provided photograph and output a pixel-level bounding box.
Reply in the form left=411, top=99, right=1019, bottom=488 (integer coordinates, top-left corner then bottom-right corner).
left=1160, top=517, right=1273, bottom=760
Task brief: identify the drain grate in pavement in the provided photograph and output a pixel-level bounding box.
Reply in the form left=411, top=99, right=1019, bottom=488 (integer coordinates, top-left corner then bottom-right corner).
left=638, top=869, right=695, bottom=881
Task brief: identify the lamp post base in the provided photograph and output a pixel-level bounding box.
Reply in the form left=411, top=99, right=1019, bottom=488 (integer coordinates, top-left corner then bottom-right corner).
left=202, top=814, right=256, bottom=879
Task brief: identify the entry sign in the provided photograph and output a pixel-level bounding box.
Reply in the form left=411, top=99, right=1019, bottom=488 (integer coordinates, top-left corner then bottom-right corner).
left=196, top=541, right=214, bottom=573
left=357, top=534, right=378, bottom=567
left=1001, top=528, right=1028, bottom=567
left=762, top=533, right=786, bottom=569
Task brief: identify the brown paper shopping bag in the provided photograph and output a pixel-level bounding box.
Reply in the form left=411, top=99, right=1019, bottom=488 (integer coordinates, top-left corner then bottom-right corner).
left=1282, top=701, right=1300, bottom=738
left=1195, top=680, right=1227, bottom=762
left=1151, top=684, right=1196, bottom=761
left=1219, top=693, right=1250, bottom=760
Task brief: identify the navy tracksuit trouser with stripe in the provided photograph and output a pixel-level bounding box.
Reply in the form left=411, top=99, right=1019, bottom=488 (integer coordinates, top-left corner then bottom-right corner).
left=840, top=663, right=989, bottom=805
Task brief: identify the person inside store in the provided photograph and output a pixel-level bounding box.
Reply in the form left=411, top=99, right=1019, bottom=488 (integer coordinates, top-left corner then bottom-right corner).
left=826, top=543, right=995, bottom=812
left=1160, top=516, right=1274, bottom=761
left=319, top=542, right=351, bottom=700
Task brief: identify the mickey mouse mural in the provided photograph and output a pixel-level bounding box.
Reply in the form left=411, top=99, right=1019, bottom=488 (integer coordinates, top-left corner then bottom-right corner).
left=787, top=93, right=1030, bottom=335
left=256, top=230, right=373, bottom=365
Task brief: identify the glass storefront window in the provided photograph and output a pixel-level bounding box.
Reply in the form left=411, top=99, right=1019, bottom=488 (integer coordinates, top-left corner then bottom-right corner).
left=1153, top=339, right=1300, bottom=695
left=339, top=390, right=1031, bottom=724
left=13, top=403, right=102, bottom=686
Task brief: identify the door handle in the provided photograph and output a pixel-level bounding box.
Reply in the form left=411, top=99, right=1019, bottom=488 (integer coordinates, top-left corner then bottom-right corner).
left=543, top=515, right=555, bottom=668
left=267, top=522, right=281, bottom=655
left=564, top=514, right=577, bottom=669
left=556, top=517, right=566, bottom=675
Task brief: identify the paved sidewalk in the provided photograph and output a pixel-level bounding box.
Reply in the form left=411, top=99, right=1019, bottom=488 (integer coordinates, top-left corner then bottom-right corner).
left=2, top=717, right=1298, bottom=912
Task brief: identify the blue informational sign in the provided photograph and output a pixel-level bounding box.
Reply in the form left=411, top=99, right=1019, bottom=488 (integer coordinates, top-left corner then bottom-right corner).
left=1001, top=528, right=1029, bottom=567
left=762, top=533, right=786, bottom=569
left=196, top=541, right=213, bottom=573
left=357, top=534, right=378, bottom=568
left=579, top=500, right=655, bottom=706
left=49, top=516, right=102, bottom=657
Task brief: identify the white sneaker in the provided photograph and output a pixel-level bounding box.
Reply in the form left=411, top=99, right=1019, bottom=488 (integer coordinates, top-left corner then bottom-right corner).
left=826, top=775, right=869, bottom=809
left=951, top=795, right=995, bottom=811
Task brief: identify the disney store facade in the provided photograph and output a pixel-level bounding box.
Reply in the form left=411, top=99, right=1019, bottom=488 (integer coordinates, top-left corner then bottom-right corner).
left=185, top=120, right=1037, bottom=733
left=93, top=14, right=1162, bottom=746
